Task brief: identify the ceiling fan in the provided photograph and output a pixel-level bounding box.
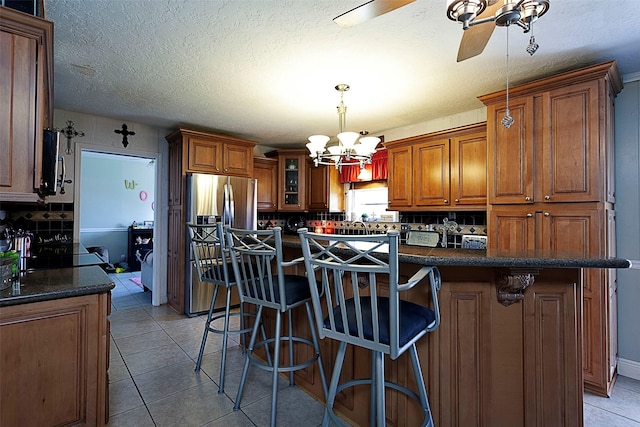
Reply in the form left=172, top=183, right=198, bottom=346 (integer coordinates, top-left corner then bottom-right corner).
left=333, top=0, right=417, bottom=28
left=447, top=0, right=550, bottom=62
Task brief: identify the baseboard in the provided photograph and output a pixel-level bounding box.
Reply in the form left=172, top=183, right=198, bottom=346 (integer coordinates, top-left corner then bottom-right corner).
left=617, top=357, right=640, bottom=381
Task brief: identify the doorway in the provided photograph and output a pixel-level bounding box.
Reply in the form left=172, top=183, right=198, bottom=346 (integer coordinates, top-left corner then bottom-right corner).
left=75, top=149, right=161, bottom=306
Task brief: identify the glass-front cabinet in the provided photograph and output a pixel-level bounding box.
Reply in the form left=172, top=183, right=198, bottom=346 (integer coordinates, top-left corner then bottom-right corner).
left=272, top=149, right=307, bottom=211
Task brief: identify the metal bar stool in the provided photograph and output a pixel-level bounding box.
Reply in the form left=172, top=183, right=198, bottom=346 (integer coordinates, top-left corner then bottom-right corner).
left=188, top=223, right=254, bottom=394
left=225, top=226, right=328, bottom=427
left=298, top=228, right=441, bottom=427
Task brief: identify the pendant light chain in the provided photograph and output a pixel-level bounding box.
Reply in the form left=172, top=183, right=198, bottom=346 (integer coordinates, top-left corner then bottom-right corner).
left=501, top=24, right=514, bottom=128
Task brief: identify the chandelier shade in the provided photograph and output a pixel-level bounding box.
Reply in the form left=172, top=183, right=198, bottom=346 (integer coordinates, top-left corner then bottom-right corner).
left=307, top=84, right=379, bottom=170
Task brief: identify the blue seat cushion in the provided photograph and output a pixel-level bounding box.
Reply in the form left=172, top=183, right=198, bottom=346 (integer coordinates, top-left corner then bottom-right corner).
left=244, top=274, right=311, bottom=306
left=325, top=296, right=435, bottom=347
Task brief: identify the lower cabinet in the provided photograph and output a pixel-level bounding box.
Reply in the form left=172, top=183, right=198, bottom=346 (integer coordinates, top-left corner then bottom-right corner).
left=0, top=292, right=111, bottom=426
left=488, top=203, right=617, bottom=396
left=280, top=247, right=584, bottom=426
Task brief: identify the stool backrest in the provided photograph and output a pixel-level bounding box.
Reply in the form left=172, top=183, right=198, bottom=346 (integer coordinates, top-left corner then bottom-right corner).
left=298, top=228, right=440, bottom=359
left=224, top=226, right=288, bottom=311
left=188, top=223, right=232, bottom=287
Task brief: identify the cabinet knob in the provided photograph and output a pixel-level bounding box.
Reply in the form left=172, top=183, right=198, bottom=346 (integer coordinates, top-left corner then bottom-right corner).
left=454, top=199, right=459, bottom=203
left=444, top=199, right=449, bottom=204
left=525, top=196, right=531, bottom=201
left=215, top=167, right=220, bottom=172
left=527, top=213, right=533, bottom=217
left=544, top=195, right=550, bottom=200
left=544, top=212, right=550, bottom=217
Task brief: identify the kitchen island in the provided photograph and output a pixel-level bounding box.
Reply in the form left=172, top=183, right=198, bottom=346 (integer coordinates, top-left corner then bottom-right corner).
left=0, top=265, right=114, bottom=426
left=278, top=235, right=632, bottom=427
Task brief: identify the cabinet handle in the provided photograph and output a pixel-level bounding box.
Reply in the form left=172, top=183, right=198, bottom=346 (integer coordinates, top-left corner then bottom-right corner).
left=215, top=167, right=220, bottom=172
left=527, top=213, right=533, bottom=217
left=544, top=195, right=550, bottom=200
left=525, top=196, right=531, bottom=201
left=454, top=198, right=459, bottom=203
left=444, top=199, right=449, bottom=204
left=544, top=212, right=550, bottom=217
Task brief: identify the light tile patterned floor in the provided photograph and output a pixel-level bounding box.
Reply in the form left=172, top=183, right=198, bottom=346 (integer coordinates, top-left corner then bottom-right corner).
left=107, top=271, right=640, bottom=426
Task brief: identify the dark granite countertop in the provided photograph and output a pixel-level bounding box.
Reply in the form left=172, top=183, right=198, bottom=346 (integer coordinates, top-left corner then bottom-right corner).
left=281, top=234, right=632, bottom=270
left=0, top=265, right=114, bottom=307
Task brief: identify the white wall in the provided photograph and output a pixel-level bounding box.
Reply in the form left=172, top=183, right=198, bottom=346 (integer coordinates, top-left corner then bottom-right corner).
left=53, top=108, right=169, bottom=306
left=614, top=75, right=640, bottom=378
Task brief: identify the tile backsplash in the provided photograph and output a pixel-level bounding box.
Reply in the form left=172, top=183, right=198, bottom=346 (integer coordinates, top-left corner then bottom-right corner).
left=2, top=203, right=74, bottom=244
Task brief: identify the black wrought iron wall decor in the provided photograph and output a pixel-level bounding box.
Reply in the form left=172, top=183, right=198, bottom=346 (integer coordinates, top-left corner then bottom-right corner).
left=59, top=120, right=85, bottom=154
left=115, top=123, right=135, bottom=148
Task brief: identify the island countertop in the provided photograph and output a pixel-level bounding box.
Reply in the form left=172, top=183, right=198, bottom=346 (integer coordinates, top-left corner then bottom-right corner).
left=0, top=265, right=114, bottom=307
left=280, top=234, right=633, bottom=270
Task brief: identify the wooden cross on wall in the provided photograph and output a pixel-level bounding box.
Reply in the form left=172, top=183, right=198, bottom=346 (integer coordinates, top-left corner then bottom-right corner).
left=115, top=123, right=135, bottom=147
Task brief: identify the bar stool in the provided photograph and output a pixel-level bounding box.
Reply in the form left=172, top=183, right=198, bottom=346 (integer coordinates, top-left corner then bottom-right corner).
left=188, top=223, right=253, bottom=394
left=298, top=228, right=441, bottom=427
left=224, top=226, right=328, bottom=427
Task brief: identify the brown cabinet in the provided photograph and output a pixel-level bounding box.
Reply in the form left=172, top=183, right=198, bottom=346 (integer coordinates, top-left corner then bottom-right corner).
left=481, top=63, right=620, bottom=205
left=269, top=149, right=308, bottom=212
left=307, top=161, right=344, bottom=212
left=0, top=292, right=111, bottom=426
left=481, top=61, right=622, bottom=396
left=386, top=123, right=486, bottom=211
left=165, top=128, right=257, bottom=313
left=0, top=7, right=53, bottom=202
left=253, top=157, right=278, bottom=212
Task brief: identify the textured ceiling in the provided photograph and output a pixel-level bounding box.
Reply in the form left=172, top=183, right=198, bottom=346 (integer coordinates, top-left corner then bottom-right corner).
left=45, top=0, right=640, bottom=148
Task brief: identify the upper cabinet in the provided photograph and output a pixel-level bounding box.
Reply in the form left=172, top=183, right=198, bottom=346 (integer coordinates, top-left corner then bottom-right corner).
left=253, top=157, right=278, bottom=212
left=0, top=7, right=53, bottom=202
left=270, top=149, right=308, bottom=212
left=386, top=123, right=487, bottom=211
left=479, top=61, right=622, bottom=205
left=307, top=160, right=344, bottom=212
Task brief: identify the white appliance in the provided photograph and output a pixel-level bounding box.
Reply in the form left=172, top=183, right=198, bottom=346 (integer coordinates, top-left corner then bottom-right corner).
left=185, top=173, right=257, bottom=316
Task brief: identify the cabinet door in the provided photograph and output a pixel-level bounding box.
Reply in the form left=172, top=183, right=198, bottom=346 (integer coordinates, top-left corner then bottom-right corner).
left=540, top=81, right=601, bottom=203
left=168, top=140, right=183, bottom=206
left=253, top=158, right=278, bottom=211
left=0, top=12, right=51, bottom=201
left=414, top=138, right=450, bottom=207
left=387, top=146, right=413, bottom=209
left=487, top=96, right=535, bottom=204
left=451, top=131, right=487, bottom=207
left=167, top=207, right=184, bottom=313
left=308, top=163, right=344, bottom=212
left=487, top=206, right=536, bottom=251
left=187, top=137, right=223, bottom=173
left=278, top=154, right=307, bottom=211
left=224, top=143, right=253, bottom=177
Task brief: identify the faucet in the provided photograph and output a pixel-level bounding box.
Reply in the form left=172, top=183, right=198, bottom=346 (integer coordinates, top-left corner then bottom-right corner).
left=351, top=220, right=370, bottom=235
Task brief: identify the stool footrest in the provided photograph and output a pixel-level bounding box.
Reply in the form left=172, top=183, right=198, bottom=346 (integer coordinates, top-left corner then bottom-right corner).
left=205, top=311, right=255, bottom=336
left=249, top=336, right=320, bottom=373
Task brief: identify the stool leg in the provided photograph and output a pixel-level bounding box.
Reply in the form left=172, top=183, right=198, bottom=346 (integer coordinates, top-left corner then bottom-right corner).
left=287, top=309, right=295, bottom=386
left=269, top=310, right=283, bottom=427
left=217, top=285, right=233, bottom=393
left=305, top=302, right=328, bottom=399
left=372, top=351, right=385, bottom=427
left=195, top=283, right=220, bottom=371
left=409, top=344, right=433, bottom=427
left=234, top=305, right=264, bottom=411
left=323, top=341, right=347, bottom=427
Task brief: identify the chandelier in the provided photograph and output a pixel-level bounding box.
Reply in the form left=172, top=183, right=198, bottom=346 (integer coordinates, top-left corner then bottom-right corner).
left=306, top=84, right=380, bottom=170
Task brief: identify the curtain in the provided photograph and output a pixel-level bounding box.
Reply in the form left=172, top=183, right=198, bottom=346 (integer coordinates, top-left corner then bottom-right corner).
left=339, top=149, right=388, bottom=183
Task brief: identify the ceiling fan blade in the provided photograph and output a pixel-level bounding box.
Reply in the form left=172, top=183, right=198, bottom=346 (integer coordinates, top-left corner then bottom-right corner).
left=456, top=1, right=502, bottom=62
left=333, top=0, right=416, bottom=28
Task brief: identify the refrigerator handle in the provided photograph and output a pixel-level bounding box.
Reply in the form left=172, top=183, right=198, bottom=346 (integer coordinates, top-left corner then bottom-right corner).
left=227, top=184, right=235, bottom=227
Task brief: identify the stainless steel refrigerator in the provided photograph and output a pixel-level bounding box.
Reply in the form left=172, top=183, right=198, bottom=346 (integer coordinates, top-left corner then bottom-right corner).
left=185, top=173, right=257, bottom=316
